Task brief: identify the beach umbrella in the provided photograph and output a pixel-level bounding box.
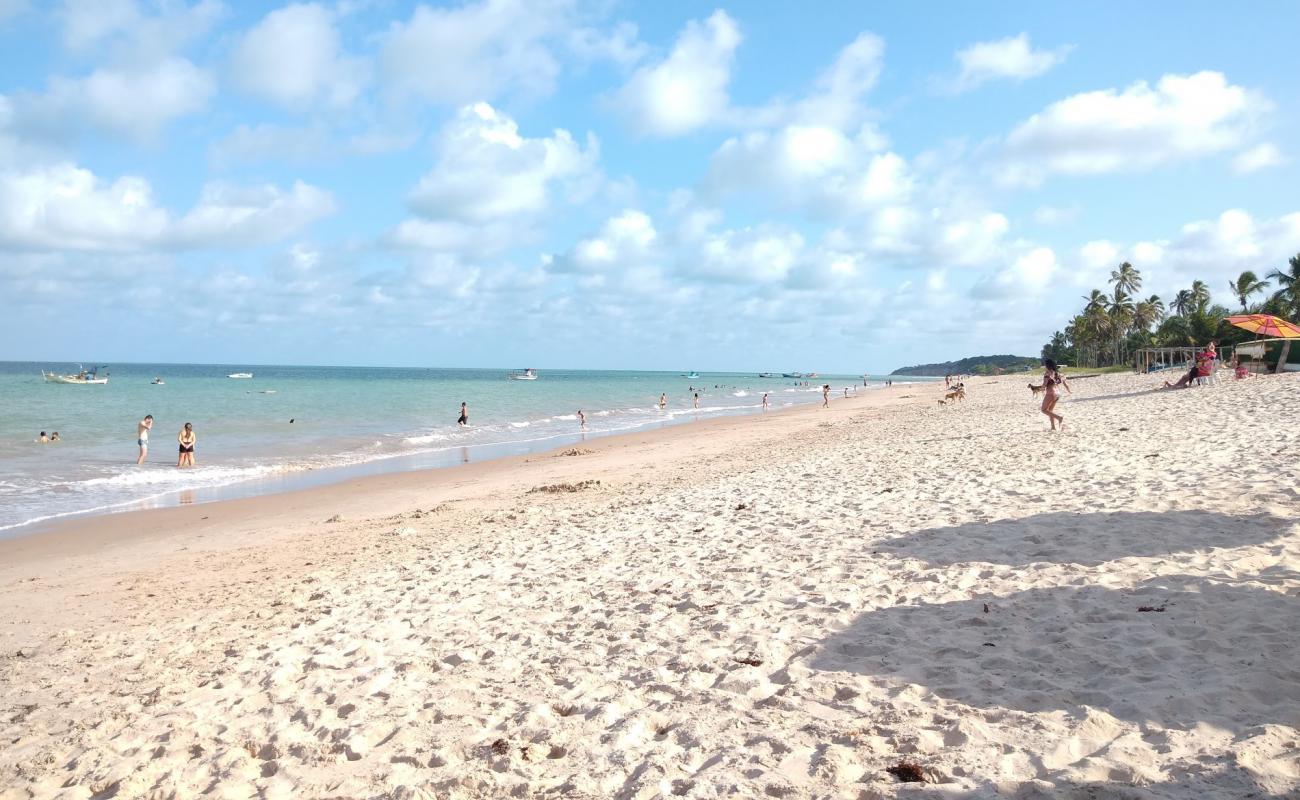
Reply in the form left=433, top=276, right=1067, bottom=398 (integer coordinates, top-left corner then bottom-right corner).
left=1224, top=314, right=1300, bottom=338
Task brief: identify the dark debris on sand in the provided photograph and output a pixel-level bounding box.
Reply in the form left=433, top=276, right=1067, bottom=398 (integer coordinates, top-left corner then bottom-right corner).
left=527, top=480, right=601, bottom=494
left=885, top=761, right=927, bottom=783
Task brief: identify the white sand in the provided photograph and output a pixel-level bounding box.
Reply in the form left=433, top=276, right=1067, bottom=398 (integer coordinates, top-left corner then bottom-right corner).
left=2, top=372, right=1298, bottom=799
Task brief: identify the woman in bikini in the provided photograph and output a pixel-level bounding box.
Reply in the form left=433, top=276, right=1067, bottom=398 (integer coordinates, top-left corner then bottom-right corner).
left=177, top=422, right=196, bottom=468
left=1038, top=358, right=1070, bottom=430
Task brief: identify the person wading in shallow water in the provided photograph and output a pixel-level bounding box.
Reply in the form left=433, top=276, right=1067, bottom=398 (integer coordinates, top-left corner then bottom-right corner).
left=457, top=402, right=469, bottom=426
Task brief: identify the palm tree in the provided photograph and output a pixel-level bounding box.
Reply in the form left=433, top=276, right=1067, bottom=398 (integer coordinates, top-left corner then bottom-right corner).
left=1171, top=289, right=1194, bottom=317
left=1110, top=262, right=1142, bottom=296
left=1107, top=287, right=1135, bottom=365
left=1190, top=280, right=1211, bottom=314
left=1268, top=253, right=1300, bottom=319
left=1228, top=270, right=1269, bottom=311
left=1133, top=298, right=1160, bottom=333
left=1082, top=289, right=1107, bottom=314
left=1144, top=294, right=1166, bottom=323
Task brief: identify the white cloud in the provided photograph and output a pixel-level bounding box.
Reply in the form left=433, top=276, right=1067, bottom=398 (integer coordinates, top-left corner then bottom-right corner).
left=19, top=58, right=215, bottom=142
left=953, top=33, right=1070, bottom=91
left=971, top=246, right=1059, bottom=298
left=172, top=181, right=337, bottom=246
left=0, top=163, right=335, bottom=251
left=612, top=10, right=740, bottom=137
left=380, top=0, right=566, bottom=104
left=999, top=71, right=1270, bottom=186
left=230, top=3, right=368, bottom=110
left=1032, top=205, right=1080, bottom=225
left=57, top=0, right=223, bottom=61
left=553, top=209, right=657, bottom=273
left=567, top=21, right=648, bottom=68
left=1232, top=142, right=1283, bottom=173
left=407, top=103, right=597, bottom=224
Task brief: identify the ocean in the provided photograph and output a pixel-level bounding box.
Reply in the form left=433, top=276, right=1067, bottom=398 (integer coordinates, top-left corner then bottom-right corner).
left=0, top=362, right=910, bottom=535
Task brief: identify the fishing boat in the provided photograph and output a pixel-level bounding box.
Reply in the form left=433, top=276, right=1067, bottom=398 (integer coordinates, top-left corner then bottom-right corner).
left=681, top=371, right=700, bottom=379
left=151, top=377, right=165, bottom=385
left=758, top=372, right=778, bottom=378
left=508, top=368, right=538, bottom=381
left=42, top=366, right=108, bottom=385
left=782, top=372, right=803, bottom=378
left=228, top=372, right=253, bottom=379
left=805, top=372, right=820, bottom=379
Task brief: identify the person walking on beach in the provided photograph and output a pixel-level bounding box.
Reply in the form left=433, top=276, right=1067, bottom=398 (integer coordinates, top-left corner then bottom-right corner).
left=177, top=423, right=196, bottom=468
left=1036, top=359, right=1069, bottom=430
left=822, top=385, right=830, bottom=407
left=457, top=402, right=469, bottom=426
left=136, top=415, right=153, bottom=464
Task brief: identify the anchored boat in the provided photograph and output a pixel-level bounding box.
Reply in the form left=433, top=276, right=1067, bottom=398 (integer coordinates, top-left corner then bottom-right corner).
left=42, top=366, right=108, bottom=385
left=508, top=368, right=538, bottom=380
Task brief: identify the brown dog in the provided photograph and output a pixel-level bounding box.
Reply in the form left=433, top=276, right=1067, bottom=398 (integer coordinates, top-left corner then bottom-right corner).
left=1029, top=382, right=1046, bottom=397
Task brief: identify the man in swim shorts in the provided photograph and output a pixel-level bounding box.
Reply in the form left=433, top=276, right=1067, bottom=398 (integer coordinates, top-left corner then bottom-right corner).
left=458, top=402, right=468, bottom=426
left=137, top=414, right=153, bottom=464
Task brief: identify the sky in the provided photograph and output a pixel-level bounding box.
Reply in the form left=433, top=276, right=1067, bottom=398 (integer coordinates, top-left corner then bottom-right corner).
left=1, top=0, right=1298, bottom=372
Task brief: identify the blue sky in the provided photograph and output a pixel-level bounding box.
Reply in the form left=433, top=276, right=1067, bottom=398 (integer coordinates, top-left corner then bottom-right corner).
left=1, top=0, right=1297, bottom=372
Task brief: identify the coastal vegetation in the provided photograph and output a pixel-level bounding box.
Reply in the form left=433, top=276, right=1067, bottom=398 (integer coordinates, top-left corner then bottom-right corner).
left=891, top=355, right=1040, bottom=376
left=1039, top=254, right=1300, bottom=368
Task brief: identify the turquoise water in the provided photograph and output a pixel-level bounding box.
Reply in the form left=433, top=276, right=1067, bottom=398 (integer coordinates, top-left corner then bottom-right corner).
left=1, top=362, right=906, bottom=535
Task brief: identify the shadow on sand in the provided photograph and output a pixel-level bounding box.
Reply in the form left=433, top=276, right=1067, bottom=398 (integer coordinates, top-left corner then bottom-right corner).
left=874, top=510, right=1292, bottom=569
left=815, top=511, right=1299, bottom=797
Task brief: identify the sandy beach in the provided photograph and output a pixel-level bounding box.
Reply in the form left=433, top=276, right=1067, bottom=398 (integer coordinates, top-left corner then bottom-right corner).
left=2, top=372, right=1298, bottom=799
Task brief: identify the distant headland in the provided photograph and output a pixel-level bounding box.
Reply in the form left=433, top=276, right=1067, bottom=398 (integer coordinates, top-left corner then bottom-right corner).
left=891, top=354, right=1039, bottom=377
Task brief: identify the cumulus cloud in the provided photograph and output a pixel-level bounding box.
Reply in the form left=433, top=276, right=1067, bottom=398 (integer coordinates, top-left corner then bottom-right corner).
left=971, top=246, right=1060, bottom=299
left=1232, top=142, right=1284, bottom=174
left=14, top=57, right=215, bottom=143
left=230, top=3, right=368, bottom=110
left=998, top=71, right=1271, bottom=186
left=57, top=0, right=223, bottom=61
left=953, top=33, right=1070, bottom=91
left=407, top=103, right=597, bottom=224
left=612, top=10, right=740, bottom=137
left=552, top=209, right=657, bottom=273
left=567, top=21, right=648, bottom=69
left=0, top=162, right=335, bottom=251
left=380, top=0, right=567, bottom=104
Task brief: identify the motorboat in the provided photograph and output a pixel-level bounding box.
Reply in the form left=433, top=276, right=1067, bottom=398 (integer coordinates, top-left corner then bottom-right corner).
left=508, top=368, right=538, bottom=380
left=805, top=372, right=820, bottom=379
left=758, top=372, right=778, bottom=378
left=151, top=377, right=165, bottom=385
left=228, top=372, right=253, bottom=379
left=42, top=366, right=108, bottom=385
left=681, top=371, right=700, bottom=379
left=782, top=372, right=803, bottom=378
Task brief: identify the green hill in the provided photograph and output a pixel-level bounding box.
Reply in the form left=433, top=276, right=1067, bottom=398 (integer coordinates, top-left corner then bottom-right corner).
left=891, top=354, right=1039, bottom=377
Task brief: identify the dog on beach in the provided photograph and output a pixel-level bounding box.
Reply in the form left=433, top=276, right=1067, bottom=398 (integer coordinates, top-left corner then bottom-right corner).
left=1029, top=382, right=1046, bottom=397
left=944, top=387, right=965, bottom=403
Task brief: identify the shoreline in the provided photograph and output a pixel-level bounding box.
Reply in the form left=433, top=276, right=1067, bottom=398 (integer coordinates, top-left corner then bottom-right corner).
left=1, top=377, right=901, bottom=540
left=0, top=383, right=915, bottom=567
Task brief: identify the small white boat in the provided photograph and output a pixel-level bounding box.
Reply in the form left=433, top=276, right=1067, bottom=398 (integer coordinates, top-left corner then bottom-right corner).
left=682, top=371, right=700, bottom=379
left=42, top=366, right=108, bottom=385
left=228, top=372, right=253, bottom=379
left=151, top=377, right=165, bottom=385
left=508, top=368, right=538, bottom=381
